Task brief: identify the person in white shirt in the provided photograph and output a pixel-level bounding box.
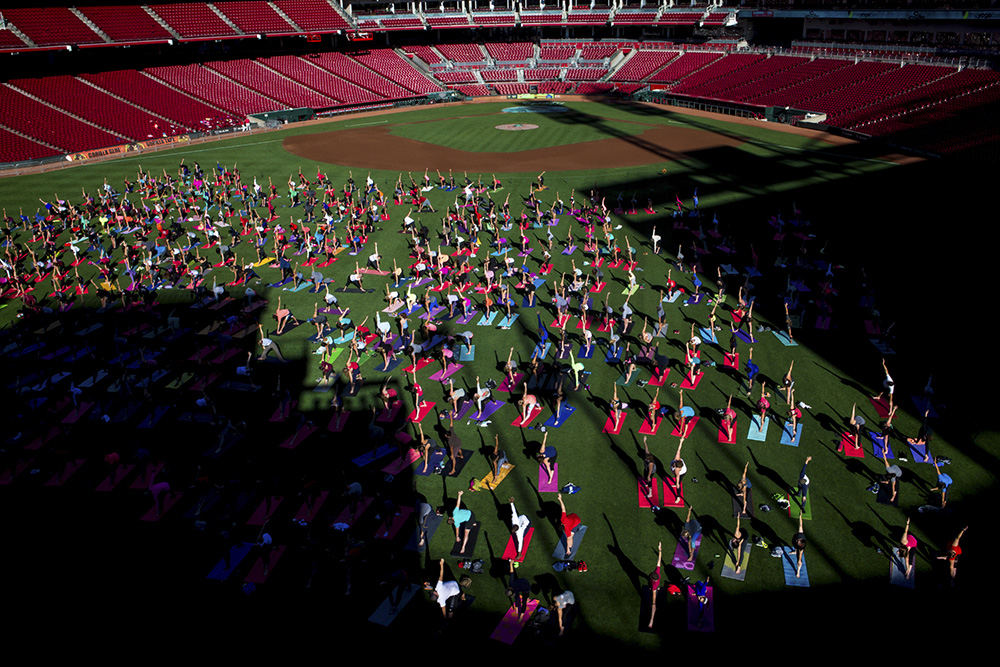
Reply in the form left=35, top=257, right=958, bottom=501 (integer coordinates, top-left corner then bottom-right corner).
left=424, top=558, right=462, bottom=617
left=509, top=496, right=531, bottom=558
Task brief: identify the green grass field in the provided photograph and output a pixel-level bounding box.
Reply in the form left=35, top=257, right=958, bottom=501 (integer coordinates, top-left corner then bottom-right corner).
left=1, top=100, right=994, bottom=649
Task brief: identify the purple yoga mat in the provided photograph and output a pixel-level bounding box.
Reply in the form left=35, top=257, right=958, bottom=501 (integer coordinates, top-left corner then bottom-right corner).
left=686, top=586, right=715, bottom=632
left=470, top=399, right=504, bottom=422
left=490, top=599, right=539, bottom=644
left=429, top=363, right=463, bottom=381
left=671, top=535, right=701, bottom=570
left=456, top=312, right=476, bottom=325
left=734, top=328, right=756, bottom=344
left=538, top=464, right=559, bottom=492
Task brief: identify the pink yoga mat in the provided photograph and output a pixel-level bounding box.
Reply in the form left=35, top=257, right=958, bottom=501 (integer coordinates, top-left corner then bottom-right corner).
left=502, top=527, right=534, bottom=561
left=538, top=464, right=559, bottom=492
left=490, top=599, right=539, bottom=644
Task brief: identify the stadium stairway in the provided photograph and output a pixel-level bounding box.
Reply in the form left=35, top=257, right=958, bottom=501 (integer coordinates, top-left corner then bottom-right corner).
left=69, top=7, right=112, bottom=43
left=209, top=2, right=244, bottom=34
left=268, top=1, right=304, bottom=32
left=2, top=82, right=128, bottom=145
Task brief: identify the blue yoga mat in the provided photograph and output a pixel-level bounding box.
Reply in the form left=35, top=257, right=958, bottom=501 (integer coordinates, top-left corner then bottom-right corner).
left=543, top=404, right=576, bottom=428
left=747, top=416, right=769, bottom=441
left=779, top=422, right=803, bottom=446
left=781, top=547, right=810, bottom=587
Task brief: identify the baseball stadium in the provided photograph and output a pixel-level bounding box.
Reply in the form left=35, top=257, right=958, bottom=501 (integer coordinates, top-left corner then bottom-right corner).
left=1, top=0, right=998, bottom=654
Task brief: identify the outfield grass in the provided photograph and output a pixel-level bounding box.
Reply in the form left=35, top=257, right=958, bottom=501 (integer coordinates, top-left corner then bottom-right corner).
left=1, top=100, right=992, bottom=648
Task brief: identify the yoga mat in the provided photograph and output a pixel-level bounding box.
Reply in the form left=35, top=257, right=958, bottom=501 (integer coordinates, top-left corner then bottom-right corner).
left=907, top=440, right=930, bottom=463
left=497, top=373, right=524, bottom=392
left=429, top=364, right=463, bottom=381
left=869, top=431, right=892, bottom=459
left=638, top=478, right=660, bottom=508
left=295, top=491, right=330, bottom=522
left=405, top=509, right=444, bottom=552
left=671, top=535, right=701, bottom=570
left=604, top=347, right=622, bottom=363
left=368, top=584, right=420, bottom=627
left=772, top=330, right=798, bottom=346
left=732, top=487, right=753, bottom=518
left=889, top=553, right=916, bottom=589
left=403, top=358, right=433, bottom=373
left=446, top=449, right=473, bottom=477
left=735, top=329, right=756, bottom=344
left=352, top=443, right=396, bottom=468
left=779, top=422, right=803, bottom=446
left=244, top=545, right=287, bottom=584
left=327, top=412, right=350, bottom=432
left=638, top=416, right=662, bottom=435
left=615, top=371, right=635, bottom=386
left=781, top=547, right=809, bottom=587
left=376, top=402, right=403, bottom=424
left=140, top=491, right=183, bottom=522
left=470, top=399, right=505, bottom=422
left=448, top=401, right=474, bottom=421
left=45, top=458, right=85, bottom=487
left=577, top=345, right=595, bottom=359
left=662, top=477, right=684, bottom=507
left=723, top=352, right=739, bottom=368
left=538, top=464, right=559, bottom=492
left=679, top=372, right=704, bottom=390
left=787, top=491, right=813, bottom=520
left=206, top=542, right=253, bottom=582
left=670, top=416, right=699, bottom=437
left=408, top=402, right=436, bottom=423
left=552, top=525, right=587, bottom=560
left=869, top=396, right=892, bottom=418
left=839, top=432, right=864, bottom=458
left=332, top=497, right=374, bottom=529
left=602, top=413, right=627, bottom=434
left=477, top=311, right=498, bottom=326
left=490, top=598, right=540, bottom=645
left=721, top=547, right=750, bottom=581
left=534, top=341, right=552, bottom=359
left=718, top=421, right=738, bottom=444
left=498, top=314, right=520, bottom=329
left=648, top=368, right=669, bottom=386
left=375, top=506, right=414, bottom=540
left=246, top=496, right=283, bottom=526
left=96, top=464, right=135, bottom=492
left=502, top=526, right=534, bottom=561
left=382, top=449, right=422, bottom=475
left=474, top=462, right=515, bottom=491
left=279, top=424, right=317, bottom=449
left=511, top=405, right=543, bottom=428
left=543, top=404, right=575, bottom=428
left=457, top=345, right=476, bottom=362
left=747, top=416, right=769, bottom=441
left=375, top=358, right=402, bottom=374
left=414, top=448, right=446, bottom=476
left=450, top=521, right=481, bottom=557
left=686, top=586, right=714, bottom=632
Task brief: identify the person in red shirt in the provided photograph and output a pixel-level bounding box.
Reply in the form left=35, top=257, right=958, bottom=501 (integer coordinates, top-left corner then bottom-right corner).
left=937, top=525, right=968, bottom=582
left=557, top=492, right=581, bottom=556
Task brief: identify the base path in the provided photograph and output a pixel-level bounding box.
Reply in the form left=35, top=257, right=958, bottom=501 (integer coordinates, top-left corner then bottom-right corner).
left=284, top=121, right=747, bottom=172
